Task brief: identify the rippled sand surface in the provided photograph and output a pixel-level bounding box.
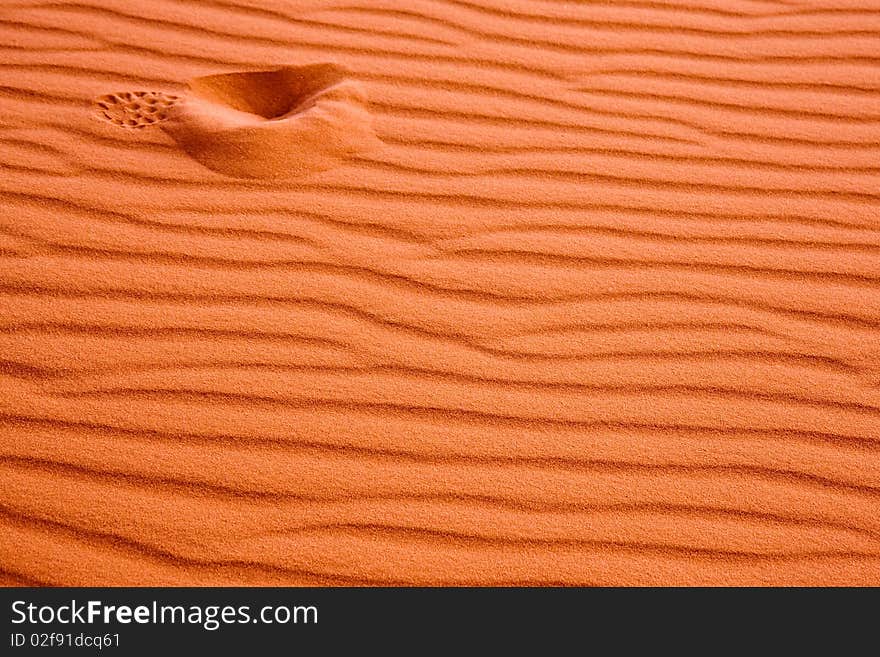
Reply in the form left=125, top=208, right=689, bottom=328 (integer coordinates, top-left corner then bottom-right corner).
left=1, top=0, right=879, bottom=586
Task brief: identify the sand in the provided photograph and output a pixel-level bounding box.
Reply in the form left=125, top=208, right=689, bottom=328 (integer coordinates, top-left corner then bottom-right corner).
left=1, top=0, right=879, bottom=586
left=92, top=65, right=381, bottom=178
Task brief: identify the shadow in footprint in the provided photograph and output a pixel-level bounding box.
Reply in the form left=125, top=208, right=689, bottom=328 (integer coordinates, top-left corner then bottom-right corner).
left=92, top=64, right=380, bottom=179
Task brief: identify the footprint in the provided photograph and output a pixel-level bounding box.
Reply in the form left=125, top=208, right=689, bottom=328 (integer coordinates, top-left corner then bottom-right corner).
left=91, top=64, right=380, bottom=179
left=92, top=91, right=182, bottom=130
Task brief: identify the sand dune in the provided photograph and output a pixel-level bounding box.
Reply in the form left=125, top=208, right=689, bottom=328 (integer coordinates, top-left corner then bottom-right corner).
left=1, top=0, right=879, bottom=586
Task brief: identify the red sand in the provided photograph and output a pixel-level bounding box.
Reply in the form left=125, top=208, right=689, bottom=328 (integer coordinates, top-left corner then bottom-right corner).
left=1, top=0, right=879, bottom=586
